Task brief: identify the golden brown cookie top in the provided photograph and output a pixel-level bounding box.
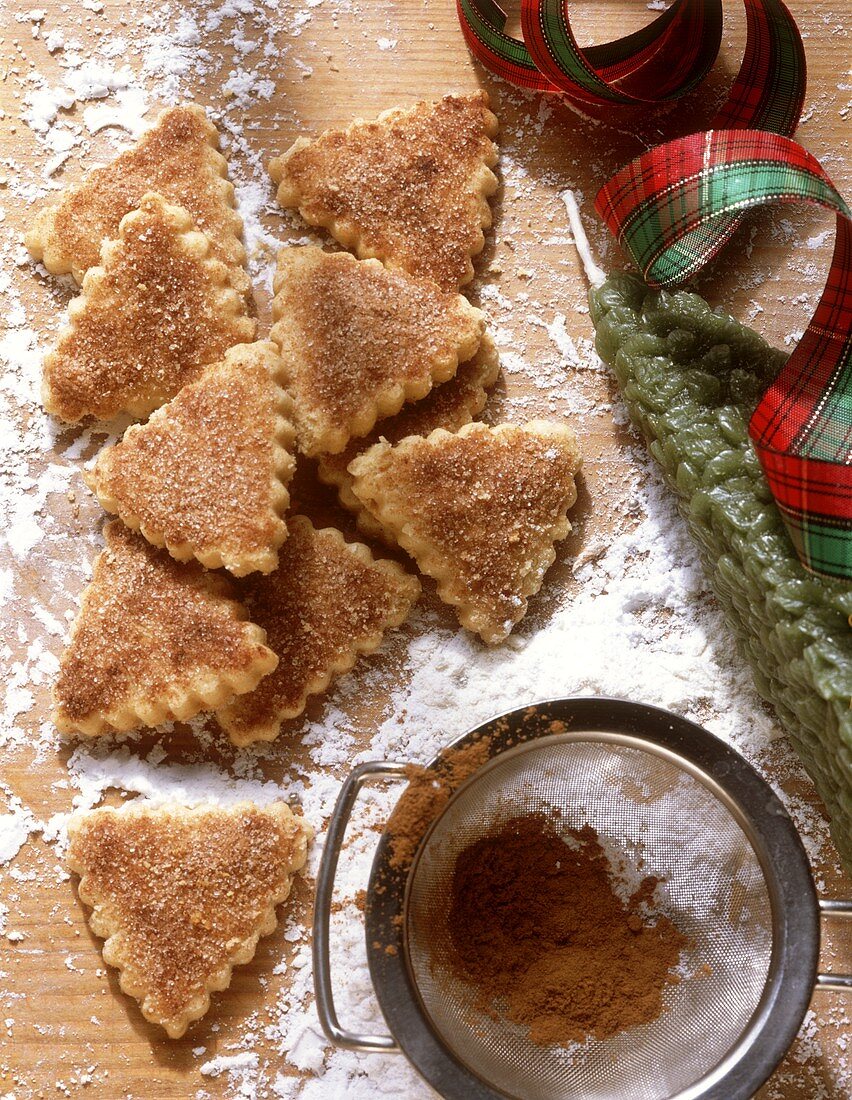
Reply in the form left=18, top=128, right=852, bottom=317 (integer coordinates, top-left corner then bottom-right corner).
left=42, top=192, right=255, bottom=423
left=218, top=516, right=420, bottom=745
left=269, top=92, right=499, bottom=291
left=67, top=801, right=311, bottom=1038
left=87, top=342, right=296, bottom=577
left=271, top=246, right=483, bottom=455
left=318, top=331, right=500, bottom=540
left=54, top=520, right=277, bottom=736
left=25, top=103, right=249, bottom=293
left=350, top=421, right=582, bottom=644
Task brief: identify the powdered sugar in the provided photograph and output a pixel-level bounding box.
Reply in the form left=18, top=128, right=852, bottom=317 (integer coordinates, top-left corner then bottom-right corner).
left=0, top=805, right=38, bottom=865
left=201, top=1051, right=260, bottom=1078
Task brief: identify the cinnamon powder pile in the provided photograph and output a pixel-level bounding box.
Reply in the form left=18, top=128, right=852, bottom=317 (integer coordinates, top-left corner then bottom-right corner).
left=386, top=735, right=494, bottom=869
left=445, top=813, right=689, bottom=1047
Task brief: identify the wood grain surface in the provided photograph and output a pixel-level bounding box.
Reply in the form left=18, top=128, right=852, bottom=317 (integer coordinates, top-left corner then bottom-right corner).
left=1, top=0, right=851, bottom=1097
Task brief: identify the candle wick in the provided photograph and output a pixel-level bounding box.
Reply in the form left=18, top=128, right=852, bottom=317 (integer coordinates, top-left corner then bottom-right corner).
left=562, top=190, right=606, bottom=288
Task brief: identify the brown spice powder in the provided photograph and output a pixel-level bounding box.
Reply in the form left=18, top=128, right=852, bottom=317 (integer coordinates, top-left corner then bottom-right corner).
left=445, top=814, right=689, bottom=1047
left=386, top=736, right=493, bottom=869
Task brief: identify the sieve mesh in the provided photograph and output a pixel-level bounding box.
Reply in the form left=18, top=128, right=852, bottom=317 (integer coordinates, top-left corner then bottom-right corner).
left=405, top=737, right=774, bottom=1100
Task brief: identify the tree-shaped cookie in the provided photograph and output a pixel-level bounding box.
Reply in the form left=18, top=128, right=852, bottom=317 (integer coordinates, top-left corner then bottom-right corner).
left=54, top=521, right=278, bottom=736
left=26, top=103, right=250, bottom=294
left=42, top=193, right=255, bottom=422
left=350, top=422, right=582, bottom=644
left=318, top=332, right=500, bottom=542
left=86, top=342, right=296, bottom=577
left=67, top=801, right=311, bottom=1038
left=269, top=92, right=499, bottom=291
left=217, top=516, right=421, bottom=745
left=271, top=247, right=484, bottom=456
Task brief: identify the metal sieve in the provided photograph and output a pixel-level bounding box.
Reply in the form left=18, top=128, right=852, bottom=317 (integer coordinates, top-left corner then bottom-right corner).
left=314, top=698, right=852, bottom=1100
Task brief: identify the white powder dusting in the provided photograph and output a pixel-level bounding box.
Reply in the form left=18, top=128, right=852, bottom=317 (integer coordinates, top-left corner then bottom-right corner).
left=201, top=1051, right=260, bottom=1077
left=0, top=807, right=38, bottom=865
left=1, top=0, right=850, bottom=1097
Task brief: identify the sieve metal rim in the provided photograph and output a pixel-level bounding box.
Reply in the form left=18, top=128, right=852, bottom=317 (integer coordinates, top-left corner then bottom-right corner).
left=371, top=699, right=818, bottom=1099
left=315, top=697, right=821, bottom=1100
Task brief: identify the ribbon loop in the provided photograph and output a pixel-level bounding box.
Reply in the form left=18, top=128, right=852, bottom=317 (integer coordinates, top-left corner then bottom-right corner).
left=456, top=0, right=802, bottom=117
left=457, top=0, right=555, bottom=91
left=595, top=129, right=852, bottom=577
left=521, top=0, right=722, bottom=105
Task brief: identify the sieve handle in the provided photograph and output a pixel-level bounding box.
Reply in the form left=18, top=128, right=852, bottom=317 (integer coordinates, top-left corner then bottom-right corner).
left=313, top=760, right=409, bottom=1053
left=816, top=899, right=852, bottom=992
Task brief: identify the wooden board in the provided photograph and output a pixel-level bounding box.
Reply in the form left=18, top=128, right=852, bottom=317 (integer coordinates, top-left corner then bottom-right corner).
left=1, top=0, right=850, bottom=1097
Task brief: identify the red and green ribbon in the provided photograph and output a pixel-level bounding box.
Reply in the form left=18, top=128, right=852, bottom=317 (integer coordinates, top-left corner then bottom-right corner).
left=458, top=0, right=852, bottom=582
left=457, top=0, right=800, bottom=117
left=598, top=133, right=852, bottom=580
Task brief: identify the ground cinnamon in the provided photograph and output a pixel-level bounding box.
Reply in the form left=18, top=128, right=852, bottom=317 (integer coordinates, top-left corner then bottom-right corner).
left=385, top=712, right=569, bottom=870
left=445, top=813, right=689, bottom=1047
left=386, top=735, right=493, bottom=869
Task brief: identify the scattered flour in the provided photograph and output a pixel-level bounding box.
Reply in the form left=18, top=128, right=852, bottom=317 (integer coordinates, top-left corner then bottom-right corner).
left=0, top=806, right=38, bottom=865
left=201, top=1051, right=260, bottom=1077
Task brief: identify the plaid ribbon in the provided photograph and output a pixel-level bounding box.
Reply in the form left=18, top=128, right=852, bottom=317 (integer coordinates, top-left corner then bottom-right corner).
left=597, top=132, right=852, bottom=579
left=458, top=1, right=852, bottom=580
left=456, top=0, right=802, bottom=114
